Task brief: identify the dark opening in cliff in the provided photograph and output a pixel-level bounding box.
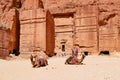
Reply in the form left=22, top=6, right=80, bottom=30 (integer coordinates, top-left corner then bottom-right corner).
left=99, top=51, right=110, bottom=55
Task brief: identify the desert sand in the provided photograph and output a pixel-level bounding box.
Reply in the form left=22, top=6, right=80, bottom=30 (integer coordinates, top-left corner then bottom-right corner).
left=0, top=55, right=120, bottom=80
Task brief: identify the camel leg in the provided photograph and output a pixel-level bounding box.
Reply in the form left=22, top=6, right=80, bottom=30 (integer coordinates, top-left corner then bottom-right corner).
left=77, top=54, right=85, bottom=64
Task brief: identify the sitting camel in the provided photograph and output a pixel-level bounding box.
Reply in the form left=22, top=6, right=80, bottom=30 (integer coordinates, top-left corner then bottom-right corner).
left=65, top=53, right=85, bottom=65
left=65, top=44, right=86, bottom=65
left=30, top=51, right=48, bottom=68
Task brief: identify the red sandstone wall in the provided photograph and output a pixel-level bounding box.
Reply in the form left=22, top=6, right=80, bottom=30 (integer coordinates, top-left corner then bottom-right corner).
left=20, top=9, right=46, bottom=53
left=46, top=10, right=55, bottom=56
left=9, top=10, right=20, bottom=51
left=0, top=0, right=20, bottom=58
left=1, top=0, right=120, bottom=56
left=54, top=13, right=74, bottom=52
left=74, top=5, right=98, bottom=53
left=44, top=0, right=120, bottom=54
left=0, top=27, right=10, bottom=59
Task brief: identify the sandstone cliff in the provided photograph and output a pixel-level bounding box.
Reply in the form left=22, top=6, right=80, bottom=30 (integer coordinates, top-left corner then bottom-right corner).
left=1, top=0, right=120, bottom=28
left=0, top=0, right=120, bottom=57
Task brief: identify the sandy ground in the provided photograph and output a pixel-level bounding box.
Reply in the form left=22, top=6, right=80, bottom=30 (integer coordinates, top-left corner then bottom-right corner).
left=0, top=55, right=120, bottom=80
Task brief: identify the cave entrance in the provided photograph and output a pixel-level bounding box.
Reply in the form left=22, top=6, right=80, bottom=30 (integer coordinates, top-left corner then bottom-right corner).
left=99, top=51, right=110, bottom=55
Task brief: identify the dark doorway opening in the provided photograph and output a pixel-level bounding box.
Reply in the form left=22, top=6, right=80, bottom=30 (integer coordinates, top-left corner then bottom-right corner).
left=84, top=51, right=88, bottom=56
left=99, top=51, right=110, bottom=55
left=62, top=44, right=65, bottom=52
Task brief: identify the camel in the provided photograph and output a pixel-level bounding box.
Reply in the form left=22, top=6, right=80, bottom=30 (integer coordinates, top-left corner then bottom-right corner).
left=30, top=51, right=48, bottom=68
left=65, top=53, right=85, bottom=65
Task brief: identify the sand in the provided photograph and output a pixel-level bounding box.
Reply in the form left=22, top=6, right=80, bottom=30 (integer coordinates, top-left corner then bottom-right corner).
left=0, top=55, right=120, bottom=80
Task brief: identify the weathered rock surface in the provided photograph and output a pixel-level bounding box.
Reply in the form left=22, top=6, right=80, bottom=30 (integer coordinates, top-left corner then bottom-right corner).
left=0, top=0, right=120, bottom=57
left=0, top=0, right=20, bottom=58
left=21, top=0, right=44, bottom=10
left=19, top=0, right=55, bottom=57
left=0, top=27, right=10, bottom=59
left=44, top=0, right=120, bottom=53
